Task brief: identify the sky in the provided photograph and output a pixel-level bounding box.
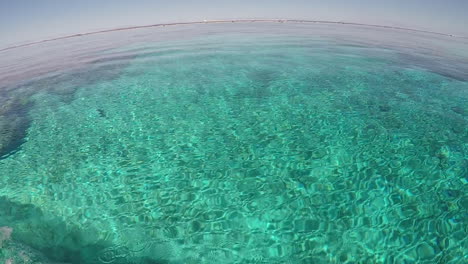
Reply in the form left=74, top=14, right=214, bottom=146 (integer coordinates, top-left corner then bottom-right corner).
left=1, top=0, right=468, bottom=48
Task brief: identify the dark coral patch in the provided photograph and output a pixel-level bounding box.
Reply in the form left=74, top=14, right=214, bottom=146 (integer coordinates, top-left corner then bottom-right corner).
left=0, top=99, right=32, bottom=159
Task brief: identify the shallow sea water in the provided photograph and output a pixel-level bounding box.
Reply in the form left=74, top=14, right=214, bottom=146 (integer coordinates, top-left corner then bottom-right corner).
left=0, top=23, right=467, bottom=263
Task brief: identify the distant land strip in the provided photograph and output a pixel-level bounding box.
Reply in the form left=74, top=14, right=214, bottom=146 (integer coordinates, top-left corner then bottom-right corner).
left=1, top=19, right=465, bottom=52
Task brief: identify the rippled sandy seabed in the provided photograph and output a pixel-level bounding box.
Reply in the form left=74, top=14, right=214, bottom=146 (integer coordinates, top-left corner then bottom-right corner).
left=0, top=23, right=467, bottom=264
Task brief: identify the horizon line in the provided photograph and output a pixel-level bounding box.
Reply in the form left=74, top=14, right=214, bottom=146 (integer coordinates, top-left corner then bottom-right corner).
left=1, top=19, right=466, bottom=52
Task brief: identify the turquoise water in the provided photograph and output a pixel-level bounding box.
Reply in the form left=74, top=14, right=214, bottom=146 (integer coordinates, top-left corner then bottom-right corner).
left=0, top=23, right=467, bottom=263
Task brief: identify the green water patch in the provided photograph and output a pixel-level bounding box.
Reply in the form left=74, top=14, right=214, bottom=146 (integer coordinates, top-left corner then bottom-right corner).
left=0, top=196, right=169, bottom=264
left=0, top=37, right=466, bottom=263
left=0, top=53, right=136, bottom=161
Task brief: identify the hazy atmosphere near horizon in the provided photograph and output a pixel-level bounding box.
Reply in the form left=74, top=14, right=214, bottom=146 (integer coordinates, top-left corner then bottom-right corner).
left=1, top=0, right=468, bottom=48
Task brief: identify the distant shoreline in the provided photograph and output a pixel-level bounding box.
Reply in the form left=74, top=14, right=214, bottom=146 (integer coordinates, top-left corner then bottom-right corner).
left=1, top=19, right=465, bottom=52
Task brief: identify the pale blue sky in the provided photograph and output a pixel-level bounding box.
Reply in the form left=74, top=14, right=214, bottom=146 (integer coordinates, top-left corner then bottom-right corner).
left=1, top=0, right=467, bottom=48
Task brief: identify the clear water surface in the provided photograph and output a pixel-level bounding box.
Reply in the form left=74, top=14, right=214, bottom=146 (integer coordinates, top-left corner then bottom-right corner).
left=0, top=23, right=467, bottom=263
